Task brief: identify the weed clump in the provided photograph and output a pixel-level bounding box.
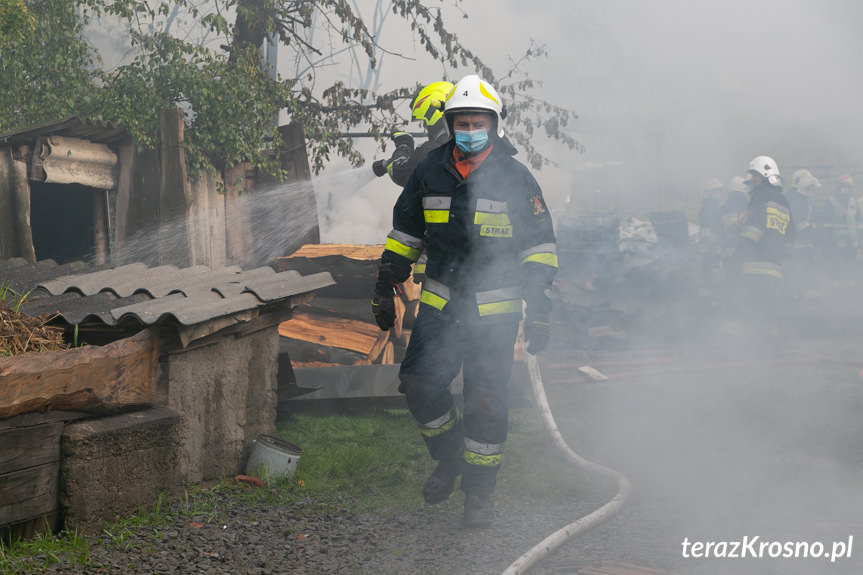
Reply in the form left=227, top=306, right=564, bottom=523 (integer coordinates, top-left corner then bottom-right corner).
left=0, top=300, right=68, bottom=357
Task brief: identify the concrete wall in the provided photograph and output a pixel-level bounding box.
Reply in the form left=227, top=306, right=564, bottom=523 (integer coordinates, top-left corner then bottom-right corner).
left=162, top=327, right=280, bottom=483
left=61, top=407, right=183, bottom=532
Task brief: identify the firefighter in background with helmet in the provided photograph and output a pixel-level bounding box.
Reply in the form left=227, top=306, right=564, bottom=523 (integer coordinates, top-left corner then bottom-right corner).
left=371, top=74, right=558, bottom=528
left=830, top=174, right=860, bottom=286
left=372, top=81, right=454, bottom=187
left=718, top=175, right=749, bottom=259
left=726, top=155, right=793, bottom=342
left=373, top=82, right=454, bottom=282
left=785, top=172, right=820, bottom=299
left=696, top=179, right=724, bottom=303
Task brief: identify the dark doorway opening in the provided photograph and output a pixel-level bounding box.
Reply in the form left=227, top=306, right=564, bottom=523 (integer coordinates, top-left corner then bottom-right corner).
left=30, top=182, right=106, bottom=265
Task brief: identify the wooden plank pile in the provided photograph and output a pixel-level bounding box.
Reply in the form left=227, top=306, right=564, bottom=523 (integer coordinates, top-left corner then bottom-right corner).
left=272, top=244, right=421, bottom=367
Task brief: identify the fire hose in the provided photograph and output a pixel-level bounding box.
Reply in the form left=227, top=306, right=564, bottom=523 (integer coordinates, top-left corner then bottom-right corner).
left=500, top=353, right=633, bottom=575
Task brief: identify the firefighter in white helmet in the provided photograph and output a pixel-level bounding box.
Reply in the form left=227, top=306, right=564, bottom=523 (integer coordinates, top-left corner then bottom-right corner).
left=829, top=174, right=860, bottom=284
left=371, top=74, right=557, bottom=528
left=697, top=179, right=724, bottom=303
left=786, top=172, right=820, bottom=298
left=726, top=156, right=793, bottom=342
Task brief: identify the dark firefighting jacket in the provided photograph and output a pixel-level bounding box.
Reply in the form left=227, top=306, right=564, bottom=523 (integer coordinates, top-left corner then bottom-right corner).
left=380, top=138, right=558, bottom=323
left=736, top=183, right=793, bottom=279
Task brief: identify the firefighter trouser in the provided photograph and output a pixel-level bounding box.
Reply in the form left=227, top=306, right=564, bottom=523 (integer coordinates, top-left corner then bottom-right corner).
left=729, top=264, right=782, bottom=337
left=398, top=309, right=519, bottom=497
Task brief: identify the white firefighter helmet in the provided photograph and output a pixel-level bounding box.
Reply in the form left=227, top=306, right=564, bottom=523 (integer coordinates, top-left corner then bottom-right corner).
left=444, top=75, right=506, bottom=138
left=704, top=178, right=723, bottom=194
left=797, top=174, right=821, bottom=196
left=727, top=175, right=748, bottom=194
left=747, top=155, right=782, bottom=187
left=791, top=168, right=812, bottom=189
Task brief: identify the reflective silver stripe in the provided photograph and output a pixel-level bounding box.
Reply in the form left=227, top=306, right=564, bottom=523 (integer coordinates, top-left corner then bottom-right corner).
left=419, top=406, right=458, bottom=430
left=423, top=278, right=451, bottom=301
left=464, top=437, right=504, bottom=456
left=422, top=196, right=451, bottom=209
left=387, top=229, right=424, bottom=250
left=416, top=253, right=428, bottom=265
left=475, top=199, right=508, bottom=213
left=518, top=242, right=557, bottom=261
left=475, top=286, right=521, bottom=305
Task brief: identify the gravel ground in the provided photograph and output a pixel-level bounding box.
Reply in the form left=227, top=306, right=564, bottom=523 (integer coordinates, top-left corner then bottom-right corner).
left=24, top=291, right=863, bottom=575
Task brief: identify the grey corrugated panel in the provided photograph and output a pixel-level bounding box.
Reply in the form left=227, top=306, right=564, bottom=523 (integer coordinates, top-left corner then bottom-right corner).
left=245, top=271, right=334, bottom=302
left=0, top=117, right=127, bottom=146
left=10, top=260, right=334, bottom=328
left=162, top=266, right=245, bottom=297
left=0, top=259, right=102, bottom=295
left=110, top=291, right=264, bottom=326
left=39, top=262, right=151, bottom=296
left=20, top=291, right=151, bottom=325
left=211, top=267, right=281, bottom=298
left=122, top=265, right=212, bottom=298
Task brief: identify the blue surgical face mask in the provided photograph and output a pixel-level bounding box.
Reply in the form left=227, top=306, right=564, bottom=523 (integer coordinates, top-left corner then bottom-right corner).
left=454, top=128, right=489, bottom=153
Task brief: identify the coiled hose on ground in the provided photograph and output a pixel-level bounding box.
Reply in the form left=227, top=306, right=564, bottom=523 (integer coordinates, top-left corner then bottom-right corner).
left=500, top=353, right=633, bottom=575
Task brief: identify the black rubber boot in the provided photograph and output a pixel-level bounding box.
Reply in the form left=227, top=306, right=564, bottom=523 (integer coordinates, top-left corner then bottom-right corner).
left=463, top=493, right=494, bottom=528
left=422, top=456, right=461, bottom=505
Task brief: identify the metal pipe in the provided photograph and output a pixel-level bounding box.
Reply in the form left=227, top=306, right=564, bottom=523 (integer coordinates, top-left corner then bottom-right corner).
left=500, top=353, right=632, bottom=575
left=343, top=132, right=427, bottom=139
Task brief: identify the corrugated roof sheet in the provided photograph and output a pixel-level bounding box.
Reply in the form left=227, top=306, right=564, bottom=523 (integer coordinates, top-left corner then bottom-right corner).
left=3, top=259, right=334, bottom=328
left=0, top=117, right=128, bottom=146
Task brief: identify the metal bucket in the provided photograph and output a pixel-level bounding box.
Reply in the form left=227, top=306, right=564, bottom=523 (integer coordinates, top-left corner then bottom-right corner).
left=245, top=434, right=303, bottom=480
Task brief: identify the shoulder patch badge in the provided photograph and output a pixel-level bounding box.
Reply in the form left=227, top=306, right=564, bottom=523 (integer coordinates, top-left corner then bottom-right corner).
left=530, top=195, right=546, bottom=215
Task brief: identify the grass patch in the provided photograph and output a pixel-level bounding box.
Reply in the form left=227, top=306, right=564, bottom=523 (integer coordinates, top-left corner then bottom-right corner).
left=278, top=409, right=429, bottom=510
left=0, top=401, right=592, bottom=574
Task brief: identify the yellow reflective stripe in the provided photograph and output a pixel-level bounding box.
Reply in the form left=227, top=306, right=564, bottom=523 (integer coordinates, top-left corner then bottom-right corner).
left=420, top=290, right=448, bottom=310
left=424, top=210, right=449, bottom=223
left=742, top=261, right=782, bottom=279
left=413, top=262, right=426, bottom=273
left=418, top=409, right=459, bottom=438
left=478, top=299, right=522, bottom=317
left=474, top=212, right=511, bottom=226
left=740, top=225, right=762, bottom=242
left=521, top=252, right=559, bottom=268
left=463, top=451, right=503, bottom=467
left=385, top=237, right=421, bottom=261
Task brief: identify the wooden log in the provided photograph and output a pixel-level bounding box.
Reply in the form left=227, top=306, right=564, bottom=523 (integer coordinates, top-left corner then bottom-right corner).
left=366, top=329, right=391, bottom=363
left=278, top=338, right=367, bottom=366
left=0, top=330, right=158, bottom=419
left=379, top=341, right=395, bottom=365
left=278, top=312, right=382, bottom=355
left=0, top=464, right=58, bottom=528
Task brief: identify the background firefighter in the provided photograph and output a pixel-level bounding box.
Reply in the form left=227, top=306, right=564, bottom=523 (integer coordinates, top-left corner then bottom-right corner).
left=725, top=155, right=793, bottom=345
left=371, top=74, right=558, bottom=528
left=373, top=81, right=455, bottom=283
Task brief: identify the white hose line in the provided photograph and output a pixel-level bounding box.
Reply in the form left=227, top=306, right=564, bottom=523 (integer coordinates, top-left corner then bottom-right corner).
left=500, top=353, right=633, bottom=575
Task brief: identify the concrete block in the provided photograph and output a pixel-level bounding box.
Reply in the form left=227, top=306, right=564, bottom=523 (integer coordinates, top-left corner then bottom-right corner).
left=60, top=407, right=183, bottom=533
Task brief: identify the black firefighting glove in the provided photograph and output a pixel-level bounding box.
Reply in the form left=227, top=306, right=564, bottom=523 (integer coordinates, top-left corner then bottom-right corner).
left=372, top=291, right=396, bottom=331
left=372, top=132, right=414, bottom=178
left=371, top=262, right=406, bottom=331
left=524, top=315, right=551, bottom=355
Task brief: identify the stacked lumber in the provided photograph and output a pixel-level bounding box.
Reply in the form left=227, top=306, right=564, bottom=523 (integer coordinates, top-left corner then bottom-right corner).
left=273, top=244, right=420, bottom=367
